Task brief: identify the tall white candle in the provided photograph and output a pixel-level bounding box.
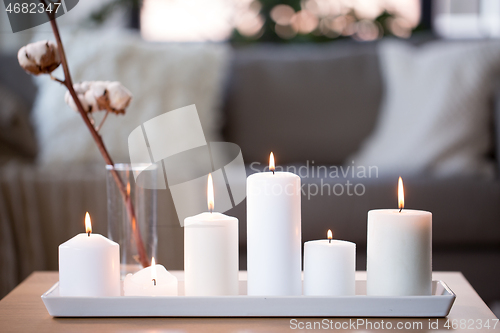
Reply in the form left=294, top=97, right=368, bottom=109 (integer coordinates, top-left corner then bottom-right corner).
left=59, top=212, right=120, bottom=297
left=247, top=152, right=302, bottom=296
left=124, top=257, right=178, bottom=296
left=304, top=230, right=356, bottom=296
left=184, top=174, right=239, bottom=296
left=367, top=177, right=432, bottom=296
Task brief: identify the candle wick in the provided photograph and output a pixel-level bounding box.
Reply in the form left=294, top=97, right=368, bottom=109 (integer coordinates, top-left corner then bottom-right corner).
left=210, top=208, right=213, bottom=214
left=87, top=231, right=90, bottom=237
left=329, top=238, right=331, bottom=244
left=399, top=207, right=402, bottom=213
left=153, top=279, right=156, bottom=286
left=272, top=170, right=275, bottom=175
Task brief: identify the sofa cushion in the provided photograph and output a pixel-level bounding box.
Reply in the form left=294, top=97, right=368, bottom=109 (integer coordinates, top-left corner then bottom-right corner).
left=350, top=39, right=500, bottom=178
left=223, top=41, right=382, bottom=166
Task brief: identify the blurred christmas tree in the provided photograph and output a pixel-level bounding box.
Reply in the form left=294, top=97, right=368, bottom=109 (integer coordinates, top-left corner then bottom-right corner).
left=231, top=0, right=422, bottom=44
left=89, top=0, right=423, bottom=43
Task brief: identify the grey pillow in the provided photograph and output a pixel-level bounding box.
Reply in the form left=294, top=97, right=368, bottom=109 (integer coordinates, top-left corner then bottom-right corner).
left=224, top=42, right=383, bottom=166
left=350, top=39, right=500, bottom=178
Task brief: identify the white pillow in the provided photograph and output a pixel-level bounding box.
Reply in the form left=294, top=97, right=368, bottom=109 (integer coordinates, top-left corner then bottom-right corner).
left=31, top=30, right=231, bottom=165
left=350, top=39, right=500, bottom=178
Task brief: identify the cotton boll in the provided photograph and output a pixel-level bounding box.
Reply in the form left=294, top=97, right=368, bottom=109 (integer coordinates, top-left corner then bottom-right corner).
left=18, top=40, right=61, bottom=75
left=36, top=41, right=60, bottom=72
left=84, top=89, right=99, bottom=113
left=17, top=46, right=39, bottom=75
left=64, top=81, right=133, bottom=114
left=79, top=81, right=92, bottom=92
left=107, top=81, right=132, bottom=114
left=25, top=41, right=49, bottom=64
left=90, top=81, right=109, bottom=111
left=64, top=91, right=77, bottom=111
left=91, top=81, right=107, bottom=97
left=65, top=90, right=90, bottom=113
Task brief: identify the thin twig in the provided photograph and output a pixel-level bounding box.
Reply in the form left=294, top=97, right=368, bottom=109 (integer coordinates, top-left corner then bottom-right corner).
left=50, top=74, right=65, bottom=84
left=95, top=109, right=110, bottom=132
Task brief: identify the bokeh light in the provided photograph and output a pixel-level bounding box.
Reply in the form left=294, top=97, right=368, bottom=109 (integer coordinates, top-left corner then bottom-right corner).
left=270, top=4, right=295, bottom=26
left=140, top=0, right=421, bottom=42
left=354, top=20, right=382, bottom=41
left=291, top=10, right=319, bottom=35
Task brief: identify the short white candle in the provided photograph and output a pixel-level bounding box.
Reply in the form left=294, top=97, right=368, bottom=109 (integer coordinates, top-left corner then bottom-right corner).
left=247, top=152, right=302, bottom=296
left=58, top=212, right=120, bottom=297
left=184, top=174, right=239, bottom=296
left=367, top=177, right=432, bottom=296
left=124, top=257, right=178, bottom=296
left=304, top=230, right=356, bottom=296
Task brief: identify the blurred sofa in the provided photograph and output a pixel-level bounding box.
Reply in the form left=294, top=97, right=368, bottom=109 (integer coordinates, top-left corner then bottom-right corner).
left=222, top=41, right=500, bottom=304
left=1, top=39, right=499, bottom=304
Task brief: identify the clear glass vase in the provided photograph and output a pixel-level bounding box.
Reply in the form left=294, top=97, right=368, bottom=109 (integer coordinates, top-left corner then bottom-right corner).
left=106, top=163, right=157, bottom=277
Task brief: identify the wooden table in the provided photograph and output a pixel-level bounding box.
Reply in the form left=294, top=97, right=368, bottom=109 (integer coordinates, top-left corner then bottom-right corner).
left=0, top=271, right=498, bottom=333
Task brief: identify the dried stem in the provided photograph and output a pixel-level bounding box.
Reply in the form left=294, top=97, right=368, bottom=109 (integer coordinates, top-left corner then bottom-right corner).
left=95, top=110, right=110, bottom=132
left=43, top=0, right=150, bottom=268
left=49, top=74, right=65, bottom=84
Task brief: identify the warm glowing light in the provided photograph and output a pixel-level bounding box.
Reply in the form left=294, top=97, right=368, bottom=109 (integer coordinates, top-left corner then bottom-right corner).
left=151, top=257, right=157, bottom=285
left=207, top=173, right=214, bottom=212
left=270, top=4, right=295, bottom=25
left=355, top=20, right=381, bottom=41
left=126, top=182, right=131, bottom=196
left=398, top=177, right=404, bottom=211
left=237, top=13, right=265, bottom=37
left=291, top=10, right=319, bottom=34
left=327, top=229, right=333, bottom=240
left=269, top=152, right=275, bottom=173
left=138, top=0, right=421, bottom=43
left=85, top=212, right=92, bottom=235
left=140, top=0, right=237, bottom=42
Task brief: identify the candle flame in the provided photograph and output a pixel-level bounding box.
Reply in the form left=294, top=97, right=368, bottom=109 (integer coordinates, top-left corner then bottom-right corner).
left=151, top=257, right=157, bottom=285
left=207, top=173, right=214, bottom=212
left=398, top=177, right=404, bottom=212
left=327, top=229, right=333, bottom=240
left=269, top=152, right=275, bottom=173
left=85, top=212, right=92, bottom=235
left=126, top=182, right=131, bottom=196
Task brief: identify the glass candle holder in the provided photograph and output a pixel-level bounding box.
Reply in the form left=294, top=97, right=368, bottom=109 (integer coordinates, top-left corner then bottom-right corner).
left=106, top=163, right=158, bottom=277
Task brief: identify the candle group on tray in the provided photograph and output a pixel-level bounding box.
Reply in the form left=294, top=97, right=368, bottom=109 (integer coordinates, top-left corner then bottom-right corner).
left=57, top=153, right=432, bottom=298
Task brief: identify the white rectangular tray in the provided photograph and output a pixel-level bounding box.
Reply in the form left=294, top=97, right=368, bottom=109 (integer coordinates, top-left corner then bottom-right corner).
left=42, top=274, right=456, bottom=317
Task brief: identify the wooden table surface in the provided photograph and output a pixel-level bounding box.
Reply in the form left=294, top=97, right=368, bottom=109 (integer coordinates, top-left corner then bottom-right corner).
left=0, top=271, right=498, bottom=333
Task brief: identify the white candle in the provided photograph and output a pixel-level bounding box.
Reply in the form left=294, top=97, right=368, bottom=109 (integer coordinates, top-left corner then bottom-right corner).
left=184, top=174, right=239, bottom=296
left=246, top=152, right=302, bottom=296
left=58, top=212, right=120, bottom=297
left=367, top=177, right=432, bottom=296
left=304, top=230, right=356, bottom=296
left=124, top=257, right=178, bottom=296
